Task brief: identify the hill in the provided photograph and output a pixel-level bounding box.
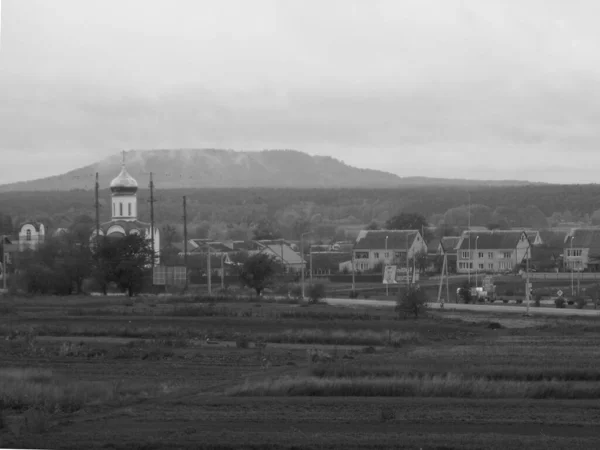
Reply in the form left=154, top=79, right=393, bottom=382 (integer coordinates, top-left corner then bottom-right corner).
left=0, top=149, right=535, bottom=191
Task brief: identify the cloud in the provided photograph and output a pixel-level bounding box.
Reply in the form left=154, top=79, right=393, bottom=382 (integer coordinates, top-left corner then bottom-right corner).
left=1, top=0, right=600, bottom=183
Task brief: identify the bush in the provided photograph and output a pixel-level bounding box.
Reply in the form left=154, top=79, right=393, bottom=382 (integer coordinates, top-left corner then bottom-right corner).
left=576, top=297, right=587, bottom=309
left=516, top=299, right=523, bottom=304
left=502, top=299, right=509, bottom=304
left=235, top=335, right=250, bottom=349
left=348, top=290, right=359, bottom=299
left=307, top=283, right=327, bottom=304
left=567, top=300, right=574, bottom=305
left=534, top=298, right=541, bottom=307
left=555, top=297, right=566, bottom=309
left=363, top=292, right=371, bottom=299
left=396, top=285, right=428, bottom=319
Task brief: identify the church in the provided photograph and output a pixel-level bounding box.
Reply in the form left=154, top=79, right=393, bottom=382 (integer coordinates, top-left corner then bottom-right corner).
left=90, top=155, right=160, bottom=263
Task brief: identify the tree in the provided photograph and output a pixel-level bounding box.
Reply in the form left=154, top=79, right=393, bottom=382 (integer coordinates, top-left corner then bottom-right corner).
left=366, top=221, right=380, bottom=230
left=252, top=218, right=281, bottom=240
left=395, top=284, right=428, bottom=319
left=411, top=250, right=429, bottom=274
left=386, top=212, right=428, bottom=231
left=94, top=234, right=154, bottom=297
left=238, top=253, right=280, bottom=296
left=162, top=224, right=179, bottom=247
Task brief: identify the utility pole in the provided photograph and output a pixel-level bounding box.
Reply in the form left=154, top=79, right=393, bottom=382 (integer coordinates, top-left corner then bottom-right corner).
left=183, top=196, right=188, bottom=290
left=221, top=254, right=225, bottom=289
left=309, top=244, right=313, bottom=284
left=351, top=250, right=356, bottom=292
left=207, top=243, right=212, bottom=295
left=94, top=172, right=101, bottom=254
left=385, top=235, right=389, bottom=296
left=149, top=172, right=156, bottom=268
left=406, top=233, right=410, bottom=286
left=2, top=235, right=6, bottom=291
left=468, top=192, right=471, bottom=286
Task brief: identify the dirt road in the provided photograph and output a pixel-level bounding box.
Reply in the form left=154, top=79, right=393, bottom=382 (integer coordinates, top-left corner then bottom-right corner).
left=325, top=297, right=600, bottom=316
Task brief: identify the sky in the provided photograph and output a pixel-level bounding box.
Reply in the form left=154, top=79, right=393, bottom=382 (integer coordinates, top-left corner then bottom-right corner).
left=1, top=0, right=600, bottom=184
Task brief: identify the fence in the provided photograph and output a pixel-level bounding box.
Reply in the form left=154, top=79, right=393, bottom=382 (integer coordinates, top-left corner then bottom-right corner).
left=524, top=272, right=600, bottom=281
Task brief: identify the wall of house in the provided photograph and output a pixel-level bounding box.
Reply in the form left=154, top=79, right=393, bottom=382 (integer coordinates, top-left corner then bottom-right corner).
left=352, top=238, right=427, bottom=271
left=564, top=247, right=587, bottom=271
left=457, top=249, right=518, bottom=274
left=18, top=224, right=45, bottom=251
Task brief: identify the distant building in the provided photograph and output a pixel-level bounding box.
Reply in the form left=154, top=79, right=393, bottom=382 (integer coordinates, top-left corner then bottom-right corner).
left=352, top=229, right=427, bottom=272
left=17, top=221, right=45, bottom=251
left=90, top=155, right=160, bottom=263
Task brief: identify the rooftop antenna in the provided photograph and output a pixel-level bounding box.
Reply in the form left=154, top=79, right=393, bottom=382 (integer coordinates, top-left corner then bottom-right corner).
left=122, top=150, right=126, bottom=166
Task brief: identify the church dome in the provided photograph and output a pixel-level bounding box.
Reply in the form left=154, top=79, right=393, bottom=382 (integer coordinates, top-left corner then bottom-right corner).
left=110, top=164, right=138, bottom=194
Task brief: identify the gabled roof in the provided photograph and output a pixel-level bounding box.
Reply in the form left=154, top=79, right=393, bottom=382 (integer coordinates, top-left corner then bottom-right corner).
left=259, top=242, right=305, bottom=265
left=538, top=230, right=568, bottom=248
left=457, top=230, right=527, bottom=251
left=441, top=236, right=461, bottom=253
left=569, top=228, right=600, bottom=256
left=426, top=239, right=440, bottom=254
left=354, top=230, right=421, bottom=250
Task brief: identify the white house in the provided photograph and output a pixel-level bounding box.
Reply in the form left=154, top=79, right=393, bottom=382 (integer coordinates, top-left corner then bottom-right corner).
left=352, top=229, right=427, bottom=272
left=18, top=221, right=45, bottom=251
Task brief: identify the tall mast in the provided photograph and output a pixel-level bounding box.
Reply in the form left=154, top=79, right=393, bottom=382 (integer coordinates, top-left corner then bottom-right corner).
left=149, top=172, right=156, bottom=267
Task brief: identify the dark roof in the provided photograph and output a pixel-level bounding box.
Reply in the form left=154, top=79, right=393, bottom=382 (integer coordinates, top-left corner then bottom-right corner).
left=538, top=230, right=568, bottom=248
left=569, top=229, right=600, bottom=256
left=354, top=230, right=420, bottom=250
left=426, top=239, right=440, bottom=254
left=441, top=236, right=461, bottom=253
left=457, top=230, right=526, bottom=250
left=310, top=252, right=352, bottom=271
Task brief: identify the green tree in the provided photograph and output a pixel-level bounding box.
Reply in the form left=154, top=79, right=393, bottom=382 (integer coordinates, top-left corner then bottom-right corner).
left=238, top=253, right=280, bottom=296
left=395, top=285, right=428, bottom=319
left=94, top=234, right=154, bottom=297
left=386, top=212, right=428, bottom=231
left=252, top=218, right=281, bottom=240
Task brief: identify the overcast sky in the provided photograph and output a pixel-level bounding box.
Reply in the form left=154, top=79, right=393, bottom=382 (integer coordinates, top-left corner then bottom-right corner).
left=1, top=0, right=600, bottom=184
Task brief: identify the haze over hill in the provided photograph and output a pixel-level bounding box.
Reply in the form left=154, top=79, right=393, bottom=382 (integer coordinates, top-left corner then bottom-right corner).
left=0, top=149, right=536, bottom=192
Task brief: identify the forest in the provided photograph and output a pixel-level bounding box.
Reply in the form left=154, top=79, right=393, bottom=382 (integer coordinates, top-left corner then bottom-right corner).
left=0, top=184, right=599, bottom=242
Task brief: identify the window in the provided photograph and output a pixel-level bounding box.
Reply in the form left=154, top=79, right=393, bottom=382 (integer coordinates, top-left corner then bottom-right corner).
left=128, top=203, right=132, bottom=216
left=572, top=249, right=582, bottom=257
left=385, top=252, right=389, bottom=258
left=478, top=263, right=484, bottom=269
left=488, top=263, right=494, bottom=270
left=478, top=252, right=484, bottom=258
left=374, top=252, right=380, bottom=259
left=26, top=230, right=31, bottom=241
left=503, top=252, right=512, bottom=259
left=461, top=251, right=470, bottom=259
left=119, top=203, right=123, bottom=216
left=470, top=262, right=473, bottom=269
left=488, top=252, right=494, bottom=259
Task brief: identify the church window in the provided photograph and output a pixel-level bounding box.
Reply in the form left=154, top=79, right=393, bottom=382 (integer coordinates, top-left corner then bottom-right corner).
left=128, top=203, right=132, bottom=216
left=26, top=229, right=31, bottom=241
left=119, top=203, right=123, bottom=216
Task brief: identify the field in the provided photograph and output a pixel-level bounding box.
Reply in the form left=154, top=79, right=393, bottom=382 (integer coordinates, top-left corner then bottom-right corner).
left=2, top=293, right=600, bottom=449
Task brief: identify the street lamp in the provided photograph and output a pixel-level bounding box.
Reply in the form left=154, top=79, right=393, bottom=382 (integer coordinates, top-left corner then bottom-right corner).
left=475, top=235, right=479, bottom=288
left=385, top=235, right=389, bottom=297
left=300, top=231, right=312, bottom=300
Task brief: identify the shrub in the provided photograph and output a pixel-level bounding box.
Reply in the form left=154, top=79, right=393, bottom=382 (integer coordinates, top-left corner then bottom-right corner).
left=555, top=297, right=566, bottom=309
left=534, top=298, right=541, bottom=307
left=363, top=292, right=371, bottom=299
left=235, top=335, right=250, bottom=349
left=567, top=300, right=574, bottom=306
left=576, top=297, right=586, bottom=309
left=396, top=285, right=428, bottom=319
left=502, top=299, right=509, bottom=304
left=307, top=283, right=327, bottom=304
left=348, top=290, right=359, bottom=299
left=516, top=299, right=523, bottom=304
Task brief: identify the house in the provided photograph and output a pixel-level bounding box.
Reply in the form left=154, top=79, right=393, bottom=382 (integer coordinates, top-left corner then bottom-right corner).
left=455, top=230, right=531, bottom=274
left=530, top=230, right=568, bottom=271
left=524, top=230, right=543, bottom=246
left=352, top=229, right=427, bottom=272
left=256, top=240, right=306, bottom=272
left=563, top=228, right=600, bottom=272
left=310, top=251, right=352, bottom=275
left=18, top=221, right=46, bottom=251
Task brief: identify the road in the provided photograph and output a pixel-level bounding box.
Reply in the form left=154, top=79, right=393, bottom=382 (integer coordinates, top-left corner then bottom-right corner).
left=324, top=297, right=600, bottom=316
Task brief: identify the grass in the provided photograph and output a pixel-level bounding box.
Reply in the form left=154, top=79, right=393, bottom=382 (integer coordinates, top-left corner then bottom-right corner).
left=263, top=328, right=421, bottom=347
left=226, top=373, right=600, bottom=399
left=0, top=367, right=169, bottom=413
